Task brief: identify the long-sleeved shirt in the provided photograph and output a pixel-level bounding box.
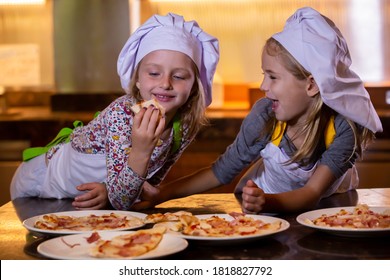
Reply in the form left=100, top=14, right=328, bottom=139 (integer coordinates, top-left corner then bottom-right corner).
left=47, top=94, right=193, bottom=210
left=212, top=98, right=357, bottom=186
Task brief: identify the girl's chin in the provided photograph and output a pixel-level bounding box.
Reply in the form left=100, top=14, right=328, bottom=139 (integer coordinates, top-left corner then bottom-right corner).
left=274, top=113, right=287, bottom=122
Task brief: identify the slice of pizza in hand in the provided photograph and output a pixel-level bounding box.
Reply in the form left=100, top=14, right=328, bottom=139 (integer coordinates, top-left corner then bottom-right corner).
left=131, top=98, right=166, bottom=116
left=89, top=227, right=166, bottom=258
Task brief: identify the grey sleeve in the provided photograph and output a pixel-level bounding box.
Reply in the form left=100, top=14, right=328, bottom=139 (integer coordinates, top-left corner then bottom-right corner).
left=319, top=115, right=358, bottom=178
left=212, top=98, right=272, bottom=184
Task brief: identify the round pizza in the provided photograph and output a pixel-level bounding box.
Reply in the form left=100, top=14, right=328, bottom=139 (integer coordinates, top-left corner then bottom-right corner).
left=308, top=204, right=390, bottom=229
left=180, top=213, right=282, bottom=237
left=149, top=211, right=282, bottom=237
left=34, top=212, right=144, bottom=231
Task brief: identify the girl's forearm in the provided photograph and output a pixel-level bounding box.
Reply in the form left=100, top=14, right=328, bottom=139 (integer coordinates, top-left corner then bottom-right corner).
left=127, top=149, right=152, bottom=178
left=261, top=164, right=336, bottom=213
left=160, top=166, right=221, bottom=201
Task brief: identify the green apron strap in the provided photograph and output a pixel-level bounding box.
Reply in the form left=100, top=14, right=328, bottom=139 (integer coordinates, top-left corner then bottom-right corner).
left=22, top=110, right=178, bottom=161
left=22, top=120, right=84, bottom=162
left=171, top=114, right=182, bottom=154
left=22, top=112, right=101, bottom=162
left=22, top=147, right=51, bottom=162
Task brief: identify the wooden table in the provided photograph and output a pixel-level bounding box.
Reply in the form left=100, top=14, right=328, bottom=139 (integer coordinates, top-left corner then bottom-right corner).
left=1, top=188, right=390, bottom=260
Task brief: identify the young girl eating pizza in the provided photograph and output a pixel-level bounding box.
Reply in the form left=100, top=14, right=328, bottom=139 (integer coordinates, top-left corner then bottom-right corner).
left=10, top=13, right=220, bottom=210
left=133, top=7, right=382, bottom=214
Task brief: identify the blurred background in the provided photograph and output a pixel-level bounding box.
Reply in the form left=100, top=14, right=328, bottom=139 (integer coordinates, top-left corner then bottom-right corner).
left=1, top=0, right=390, bottom=103
left=0, top=0, right=389, bottom=205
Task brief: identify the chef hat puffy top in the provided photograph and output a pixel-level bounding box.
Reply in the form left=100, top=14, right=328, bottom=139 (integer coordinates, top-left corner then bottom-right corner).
left=272, top=7, right=382, bottom=133
left=117, top=13, right=219, bottom=107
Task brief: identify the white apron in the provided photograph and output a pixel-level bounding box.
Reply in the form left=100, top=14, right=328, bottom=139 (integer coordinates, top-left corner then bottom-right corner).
left=235, top=140, right=358, bottom=198
left=11, top=142, right=107, bottom=199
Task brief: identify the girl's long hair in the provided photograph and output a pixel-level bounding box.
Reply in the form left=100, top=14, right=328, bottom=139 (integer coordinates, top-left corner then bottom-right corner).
left=128, top=61, right=208, bottom=141
left=262, top=38, right=374, bottom=165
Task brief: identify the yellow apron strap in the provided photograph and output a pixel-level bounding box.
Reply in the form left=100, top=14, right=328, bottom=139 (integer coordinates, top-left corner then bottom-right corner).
left=271, top=121, right=286, bottom=146
left=271, top=116, right=335, bottom=148
left=324, top=115, right=336, bottom=149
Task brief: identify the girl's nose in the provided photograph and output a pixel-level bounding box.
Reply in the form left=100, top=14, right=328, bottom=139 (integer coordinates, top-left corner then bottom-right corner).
left=160, top=77, right=172, bottom=90
left=260, top=80, right=267, bottom=92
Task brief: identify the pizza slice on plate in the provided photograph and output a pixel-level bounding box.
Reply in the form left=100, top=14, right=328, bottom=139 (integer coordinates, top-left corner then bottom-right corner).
left=89, top=227, right=166, bottom=258
left=144, top=211, right=193, bottom=224
left=144, top=211, right=194, bottom=233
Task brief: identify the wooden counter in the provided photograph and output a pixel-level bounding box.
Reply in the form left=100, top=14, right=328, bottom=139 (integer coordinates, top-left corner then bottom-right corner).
left=1, top=189, right=390, bottom=260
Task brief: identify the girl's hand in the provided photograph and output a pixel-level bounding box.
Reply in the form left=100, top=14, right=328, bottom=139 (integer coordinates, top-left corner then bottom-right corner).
left=129, top=106, right=166, bottom=177
left=241, top=180, right=265, bottom=214
left=72, top=182, right=109, bottom=210
left=131, top=106, right=166, bottom=157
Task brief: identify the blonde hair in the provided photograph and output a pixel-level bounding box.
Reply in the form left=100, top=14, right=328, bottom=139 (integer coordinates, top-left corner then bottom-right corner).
left=128, top=61, right=208, bottom=141
left=262, top=38, right=374, bottom=165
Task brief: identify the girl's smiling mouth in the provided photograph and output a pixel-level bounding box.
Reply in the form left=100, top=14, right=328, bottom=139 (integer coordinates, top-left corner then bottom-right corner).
left=267, top=97, right=279, bottom=111
left=153, top=94, right=174, bottom=102
left=272, top=100, right=279, bottom=111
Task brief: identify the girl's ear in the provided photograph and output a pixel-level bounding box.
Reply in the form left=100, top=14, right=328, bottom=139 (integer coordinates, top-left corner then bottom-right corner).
left=306, top=75, right=319, bottom=97
left=136, top=81, right=140, bottom=89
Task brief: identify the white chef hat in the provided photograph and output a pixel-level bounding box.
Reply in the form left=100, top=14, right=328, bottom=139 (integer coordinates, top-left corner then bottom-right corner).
left=117, top=13, right=220, bottom=107
left=272, top=7, right=382, bottom=133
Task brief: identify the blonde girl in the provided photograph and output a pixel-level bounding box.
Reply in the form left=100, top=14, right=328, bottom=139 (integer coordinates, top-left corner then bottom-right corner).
left=10, top=13, right=219, bottom=210
left=134, top=7, right=382, bottom=214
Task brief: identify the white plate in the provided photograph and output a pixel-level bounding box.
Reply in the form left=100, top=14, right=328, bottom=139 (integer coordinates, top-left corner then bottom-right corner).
left=37, top=231, right=188, bottom=260
left=168, top=214, right=290, bottom=243
left=23, top=210, right=146, bottom=235
left=296, top=206, right=390, bottom=237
